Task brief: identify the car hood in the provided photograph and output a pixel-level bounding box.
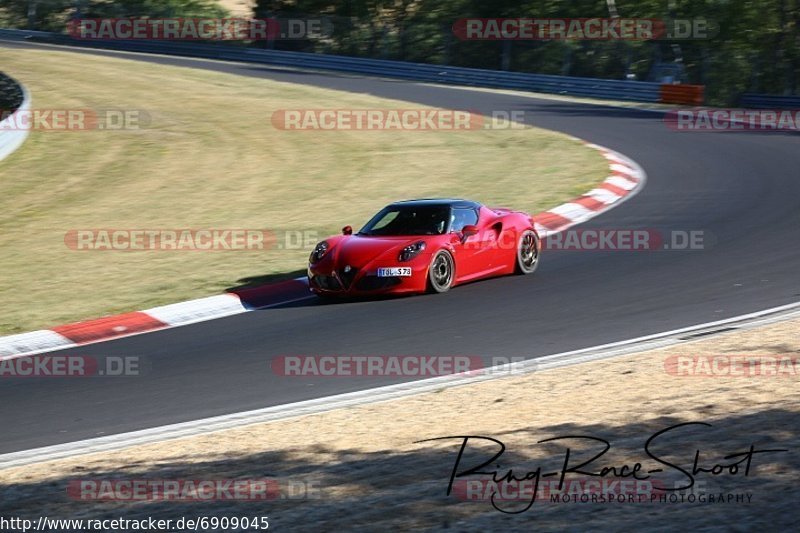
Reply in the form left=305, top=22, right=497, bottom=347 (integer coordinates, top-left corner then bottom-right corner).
left=332, top=235, right=424, bottom=268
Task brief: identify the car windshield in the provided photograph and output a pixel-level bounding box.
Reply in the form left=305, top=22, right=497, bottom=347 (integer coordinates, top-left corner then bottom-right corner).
left=359, top=205, right=450, bottom=236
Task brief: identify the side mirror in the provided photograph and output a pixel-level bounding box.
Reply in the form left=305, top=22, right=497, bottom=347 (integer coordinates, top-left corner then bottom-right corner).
left=342, top=225, right=353, bottom=235
left=459, top=224, right=478, bottom=244
left=461, top=224, right=478, bottom=238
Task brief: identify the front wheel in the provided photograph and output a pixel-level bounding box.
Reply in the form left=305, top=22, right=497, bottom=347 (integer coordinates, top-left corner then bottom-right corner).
left=515, top=229, right=540, bottom=275
left=427, top=250, right=455, bottom=293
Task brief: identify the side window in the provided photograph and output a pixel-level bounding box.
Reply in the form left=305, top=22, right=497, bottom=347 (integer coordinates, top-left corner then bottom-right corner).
left=450, top=208, right=479, bottom=232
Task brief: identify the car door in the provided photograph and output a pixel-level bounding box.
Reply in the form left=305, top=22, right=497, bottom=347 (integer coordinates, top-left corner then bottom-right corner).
left=450, top=207, right=493, bottom=279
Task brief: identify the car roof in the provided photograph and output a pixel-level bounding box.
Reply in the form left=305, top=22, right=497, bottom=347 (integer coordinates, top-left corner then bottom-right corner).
left=389, top=198, right=482, bottom=209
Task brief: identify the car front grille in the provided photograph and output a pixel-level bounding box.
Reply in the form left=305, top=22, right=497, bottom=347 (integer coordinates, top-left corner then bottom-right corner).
left=338, top=267, right=358, bottom=289
left=313, top=274, right=342, bottom=291
left=356, top=275, right=402, bottom=291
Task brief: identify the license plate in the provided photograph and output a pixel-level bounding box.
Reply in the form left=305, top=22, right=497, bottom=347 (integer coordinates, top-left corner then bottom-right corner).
left=377, top=267, right=412, bottom=277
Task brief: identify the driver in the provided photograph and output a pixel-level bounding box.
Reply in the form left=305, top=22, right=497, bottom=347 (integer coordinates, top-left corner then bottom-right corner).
left=450, top=210, right=468, bottom=233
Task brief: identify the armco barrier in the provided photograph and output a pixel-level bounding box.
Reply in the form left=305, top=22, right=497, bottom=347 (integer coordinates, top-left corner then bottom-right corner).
left=0, top=74, right=31, bottom=162
left=660, top=83, right=704, bottom=105
left=0, top=28, right=663, bottom=103
left=739, top=93, right=800, bottom=109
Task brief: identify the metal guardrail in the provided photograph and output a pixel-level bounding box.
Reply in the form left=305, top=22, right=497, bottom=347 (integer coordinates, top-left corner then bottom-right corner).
left=0, top=28, right=663, bottom=103
left=0, top=73, right=30, bottom=163
left=739, top=93, right=800, bottom=109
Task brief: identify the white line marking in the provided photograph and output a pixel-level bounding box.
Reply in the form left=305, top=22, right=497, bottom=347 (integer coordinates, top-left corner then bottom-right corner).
left=609, top=162, right=638, bottom=178
left=605, top=175, right=637, bottom=190
left=0, top=330, right=74, bottom=358
left=144, top=294, right=247, bottom=327
left=549, top=202, right=596, bottom=223
left=585, top=188, right=621, bottom=204
left=602, top=153, right=630, bottom=166
left=0, top=84, right=31, bottom=163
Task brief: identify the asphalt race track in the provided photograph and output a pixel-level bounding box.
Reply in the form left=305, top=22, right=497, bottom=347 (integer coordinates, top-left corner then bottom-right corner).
left=1, top=40, right=798, bottom=453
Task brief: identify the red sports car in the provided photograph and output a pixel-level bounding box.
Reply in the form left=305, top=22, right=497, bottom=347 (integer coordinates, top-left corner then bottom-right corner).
left=307, top=199, right=540, bottom=296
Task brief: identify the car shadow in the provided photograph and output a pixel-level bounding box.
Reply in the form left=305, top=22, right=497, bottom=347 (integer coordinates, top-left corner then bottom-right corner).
left=224, top=269, right=419, bottom=310
left=227, top=270, right=309, bottom=291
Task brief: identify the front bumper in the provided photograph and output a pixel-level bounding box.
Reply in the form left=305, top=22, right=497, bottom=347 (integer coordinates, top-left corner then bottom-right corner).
left=307, top=262, right=429, bottom=296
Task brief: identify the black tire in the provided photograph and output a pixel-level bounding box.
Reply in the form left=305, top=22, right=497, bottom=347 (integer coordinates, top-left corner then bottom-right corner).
left=515, top=229, right=540, bottom=275
left=427, top=250, right=455, bottom=293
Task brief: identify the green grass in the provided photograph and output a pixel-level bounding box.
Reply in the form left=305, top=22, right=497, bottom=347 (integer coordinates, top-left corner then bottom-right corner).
left=0, top=48, right=607, bottom=334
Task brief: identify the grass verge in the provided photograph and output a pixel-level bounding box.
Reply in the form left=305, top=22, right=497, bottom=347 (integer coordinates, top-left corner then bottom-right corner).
left=0, top=48, right=606, bottom=334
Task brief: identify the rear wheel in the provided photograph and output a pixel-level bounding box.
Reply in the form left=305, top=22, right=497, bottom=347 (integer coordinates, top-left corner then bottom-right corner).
left=516, top=229, right=540, bottom=275
left=427, top=250, right=455, bottom=293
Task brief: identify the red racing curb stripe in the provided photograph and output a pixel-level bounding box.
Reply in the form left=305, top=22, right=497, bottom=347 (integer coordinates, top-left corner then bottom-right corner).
left=52, top=312, right=167, bottom=344
left=612, top=172, right=639, bottom=184
left=573, top=196, right=607, bottom=211
left=600, top=182, right=629, bottom=196
left=613, top=166, right=637, bottom=180
left=533, top=211, right=572, bottom=230
left=229, top=279, right=310, bottom=309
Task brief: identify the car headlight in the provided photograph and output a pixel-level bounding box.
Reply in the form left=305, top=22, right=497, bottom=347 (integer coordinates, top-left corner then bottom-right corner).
left=399, top=240, right=426, bottom=262
left=310, top=241, right=330, bottom=262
